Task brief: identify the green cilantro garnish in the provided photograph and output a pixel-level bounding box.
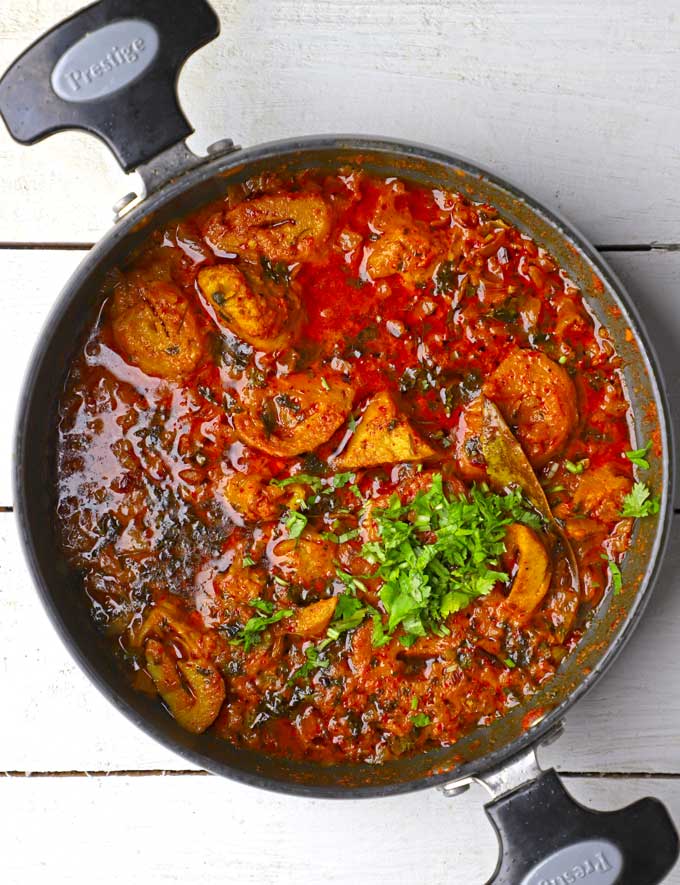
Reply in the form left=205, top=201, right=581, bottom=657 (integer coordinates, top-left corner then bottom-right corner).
left=272, top=474, right=324, bottom=491
left=250, top=598, right=274, bottom=614
left=322, top=528, right=360, bottom=544
left=230, top=601, right=293, bottom=652
left=620, top=482, right=660, bottom=518
left=410, top=697, right=419, bottom=710
left=602, top=555, right=623, bottom=594
left=335, top=568, right=368, bottom=593
left=348, top=415, right=358, bottom=433
left=289, top=644, right=329, bottom=683
left=332, top=471, right=355, bottom=488
left=565, top=459, right=587, bottom=475
left=411, top=713, right=431, bottom=728
left=503, top=657, right=516, bottom=668
left=285, top=510, right=308, bottom=539
left=318, top=593, right=367, bottom=649
left=320, top=376, right=330, bottom=391
left=368, top=605, right=391, bottom=647
left=242, top=555, right=255, bottom=567
left=361, top=475, right=541, bottom=645
left=625, top=441, right=652, bottom=470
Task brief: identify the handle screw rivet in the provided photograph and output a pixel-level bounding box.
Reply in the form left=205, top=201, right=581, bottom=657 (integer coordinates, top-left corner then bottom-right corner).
left=206, top=138, right=236, bottom=155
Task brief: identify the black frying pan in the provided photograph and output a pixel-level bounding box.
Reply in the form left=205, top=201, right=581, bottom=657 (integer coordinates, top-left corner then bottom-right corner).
left=1, top=2, right=678, bottom=882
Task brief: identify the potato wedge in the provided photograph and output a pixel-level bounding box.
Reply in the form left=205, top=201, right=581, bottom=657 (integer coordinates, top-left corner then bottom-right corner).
left=334, top=391, right=435, bottom=469
left=145, top=639, right=225, bottom=734
left=502, top=523, right=552, bottom=622
left=288, top=598, right=338, bottom=638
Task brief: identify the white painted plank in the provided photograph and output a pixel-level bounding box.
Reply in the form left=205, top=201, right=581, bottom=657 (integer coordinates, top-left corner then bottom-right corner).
left=2, top=509, right=680, bottom=774
left=1, top=248, right=678, bottom=508
left=1, top=1, right=680, bottom=242
left=2, top=774, right=680, bottom=885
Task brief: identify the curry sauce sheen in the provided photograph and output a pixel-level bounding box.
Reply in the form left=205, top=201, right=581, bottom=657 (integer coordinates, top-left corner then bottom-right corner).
left=57, top=170, right=638, bottom=764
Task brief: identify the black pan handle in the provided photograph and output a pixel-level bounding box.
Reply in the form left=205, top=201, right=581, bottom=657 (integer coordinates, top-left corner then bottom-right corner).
left=0, top=0, right=220, bottom=172
left=485, top=767, right=678, bottom=884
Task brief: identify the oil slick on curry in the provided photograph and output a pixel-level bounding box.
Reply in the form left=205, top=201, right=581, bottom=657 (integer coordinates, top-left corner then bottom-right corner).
left=56, top=170, right=658, bottom=763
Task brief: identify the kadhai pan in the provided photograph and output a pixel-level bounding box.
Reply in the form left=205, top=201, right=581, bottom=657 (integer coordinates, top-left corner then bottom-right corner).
left=0, top=1, right=677, bottom=882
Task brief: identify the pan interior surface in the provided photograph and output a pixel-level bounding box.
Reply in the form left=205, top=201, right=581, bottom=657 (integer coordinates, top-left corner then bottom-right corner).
left=15, top=137, right=672, bottom=797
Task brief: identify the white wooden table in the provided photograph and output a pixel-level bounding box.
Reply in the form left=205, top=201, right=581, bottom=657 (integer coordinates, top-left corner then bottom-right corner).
left=2, top=2, right=680, bottom=882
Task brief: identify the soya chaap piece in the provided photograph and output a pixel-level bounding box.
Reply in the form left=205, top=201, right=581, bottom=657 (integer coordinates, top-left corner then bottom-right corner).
left=196, top=262, right=297, bottom=352
left=110, top=279, right=203, bottom=380
left=484, top=347, right=577, bottom=468
left=233, top=372, right=354, bottom=458
left=204, top=191, right=331, bottom=263
left=365, top=223, right=437, bottom=288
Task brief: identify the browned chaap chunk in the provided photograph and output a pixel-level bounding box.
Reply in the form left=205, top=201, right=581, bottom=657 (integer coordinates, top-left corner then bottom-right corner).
left=484, top=347, right=577, bottom=467
left=273, top=532, right=337, bottom=587
left=196, top=263, right=295, bottom=351
left=365, top=224, right=436, bottom=286
left=110, top=280, right=203, bottom=380
left=334, top=390, right=436, bottom=470
left=223, top=473, right=286, bottom=523
left=572, top=465, right=632, bottom=523
left=233, top=373, right=354, bottom=457
left=205, top=192, right=331, bottom=262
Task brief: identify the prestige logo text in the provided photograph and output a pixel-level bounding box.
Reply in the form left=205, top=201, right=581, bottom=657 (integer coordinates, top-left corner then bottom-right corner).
left=537, top=850, right=614, bottom=885
left=64, top=39, right=147, bottom=92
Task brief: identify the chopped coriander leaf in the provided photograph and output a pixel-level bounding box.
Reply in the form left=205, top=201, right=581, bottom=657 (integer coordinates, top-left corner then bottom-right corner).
left=319, top=593, right=367, bottom=648
left=325, top=530, right=358, bottom=544
left=250, top=597, right=274, bottom=614
left=503, top=657, right=516, bottom=669
left=273, top=575, right=289, bottom=587
left=411, top=697, right=418, bottom=710
left=564, top=459, right=586, bottom=475
left=230, top=605, right=293, bottom=652
left=289, top=644, right=329, bottom=683
left=625, top=441, right=652, bottom=470
left=368, top=605, right=391, bottom=648
left=602, top=555, right=623, bottom=594
left=272, top=474, right=323, bottom=491
left=547, top=484, right=565, bottom=493
left=620, top=481, right=660, bottom=518
left=332, top=471, right=355, bottom=488
left=558, top=355, right=568, bottom=365
left=285, top=510, right=308, bottom=539
left=411, top=713, right=431, bottom=728
left=348, top=414, right=358, bottom=433
left=337, top=529, right=359, bottom=543
left=242, top=555, right=255, bottom=567
left=320, top=376, right=330, bottom=391
left=335, top=568, right=368, bottom=593
left=362, top=475, right=540, bottom=645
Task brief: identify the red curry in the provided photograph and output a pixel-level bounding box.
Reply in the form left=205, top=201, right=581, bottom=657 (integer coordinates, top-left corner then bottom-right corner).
left=56, top=169, right=645, bottom=764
